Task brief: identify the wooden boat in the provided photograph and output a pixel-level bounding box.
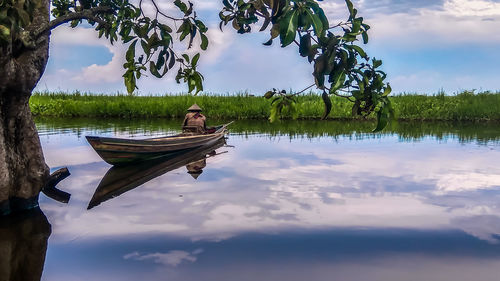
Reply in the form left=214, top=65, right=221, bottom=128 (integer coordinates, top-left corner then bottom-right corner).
left=86, top=123, right=231, bottom=165
left=87, top=138, right=226, bottom=209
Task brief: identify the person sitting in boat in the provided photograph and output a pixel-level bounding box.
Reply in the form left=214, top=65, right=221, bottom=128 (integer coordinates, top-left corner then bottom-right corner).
left=182, top=104, right=215, bottom=134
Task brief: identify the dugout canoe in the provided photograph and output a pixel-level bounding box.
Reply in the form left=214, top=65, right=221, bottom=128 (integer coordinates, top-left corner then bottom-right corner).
left=87, top=139, right=226, bottom=209
left=86, top=123, right=230, bottom=165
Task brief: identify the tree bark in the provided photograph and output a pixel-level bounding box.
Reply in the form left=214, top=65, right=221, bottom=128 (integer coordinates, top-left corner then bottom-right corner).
left=0, top=0, right=51, bottom=215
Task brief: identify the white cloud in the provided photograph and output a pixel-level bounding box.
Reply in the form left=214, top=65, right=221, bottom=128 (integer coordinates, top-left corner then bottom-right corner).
left=124, top=249, right=203, bottom=267
left=76, top=44, right=125, bottom=84
left=367, top=0, right=500, bottom=47
left=444, top=0, right=500, bottom=17
left=41, top=23, right=235, bottom=93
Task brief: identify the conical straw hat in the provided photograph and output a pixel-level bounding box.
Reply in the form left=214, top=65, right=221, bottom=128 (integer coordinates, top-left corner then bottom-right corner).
left=187, top=104, right=202, bottom=111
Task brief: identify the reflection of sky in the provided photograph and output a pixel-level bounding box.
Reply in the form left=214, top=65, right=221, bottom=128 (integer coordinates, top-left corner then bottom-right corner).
left=38, top=122, right=500, bottom=280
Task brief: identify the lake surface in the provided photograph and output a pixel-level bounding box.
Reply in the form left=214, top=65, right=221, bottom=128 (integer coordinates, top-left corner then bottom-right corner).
left=16, top=119, right=500, bottom=280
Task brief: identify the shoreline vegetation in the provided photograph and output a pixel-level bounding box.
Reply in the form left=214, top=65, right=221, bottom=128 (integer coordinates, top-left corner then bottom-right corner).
left=34, top=117, right=500, bottom=143
left=30, top=91, right=500, bottom=121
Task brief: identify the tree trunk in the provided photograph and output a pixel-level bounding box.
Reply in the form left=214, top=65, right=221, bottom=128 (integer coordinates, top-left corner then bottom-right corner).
left=0, top=0, right=51, bottom=215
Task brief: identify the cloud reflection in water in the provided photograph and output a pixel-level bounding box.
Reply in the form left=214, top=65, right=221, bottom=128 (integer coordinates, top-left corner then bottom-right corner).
left=34, top=124, right=500, bottom=281
left=39, top=133, right=500, bottom=244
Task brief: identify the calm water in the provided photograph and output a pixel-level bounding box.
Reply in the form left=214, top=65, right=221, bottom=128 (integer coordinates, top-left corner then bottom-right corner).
left=13, top=119, right=500, bottom=280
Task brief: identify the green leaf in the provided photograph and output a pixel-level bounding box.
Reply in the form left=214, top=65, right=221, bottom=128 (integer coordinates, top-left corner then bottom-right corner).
left=156, top=49, right=166, bottom=69
left=140, top=40, right=150, bottom=55
left=149, top=61, right=162, bottom=78
left=159, top=23, right=173, bottom=33
left=313, top=54, right=327, bottom=77
left=330, top=70, right=346, bottom=92
left=200, top=33, right=208, bottom=50
left=193, top=72, right=204, bottom=94
left=321, top=91, right=332, bottom=120
left=182, top=54, right=190, bottom=63
left=351, top=90, right=362, bottom=99
left=123, top=71, right=136, bottom=94
left=0, top=25, right=10, bottom=38
left=188, top=76, right=195, bottom=93
left=383, top=83, right=392, bottom=97
left=192, top=53, right=200, bottom=66
left=299, top=34, right=311, bottom=57
left=174, top=0, right=188, bottom=13
left=168, top=49, right=176, bottom=69
left=281, top=11, right=298, bottom=47
left=347, top=45, right=368, bottom=59
left=139, top=23, right=149, bottom=38
left=148, top=32, right=161, bottom=49
left=179, top=20, right=191, bottom=41
left=126, top=40, right=137, bottom=62
left=352, top=18, right=361, bottom=33
left=305, top=9, right=323, bottom=36
left=345, top=0, right=354, bottom=16
left=362, top=31, right=369, bottom=44
left=345, top=0, right=357, bottom=19
left=223, top=0, right=232, bottom=9
left=264, top=91, right=275, bottom=99
left=195, top=20, right=207, bottom=32
left=373, top=105, right=389, bottom=132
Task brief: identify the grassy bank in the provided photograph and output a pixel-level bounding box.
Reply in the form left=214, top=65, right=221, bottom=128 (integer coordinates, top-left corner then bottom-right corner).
left=30, top=91, right=500, bottom=121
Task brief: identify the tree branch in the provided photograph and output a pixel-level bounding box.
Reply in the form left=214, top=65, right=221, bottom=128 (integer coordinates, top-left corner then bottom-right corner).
left=291, top=83, right=315, bottom=96
left=33, top=6, right=114, bottom=39
left=151, top=0, right=184, bottom=21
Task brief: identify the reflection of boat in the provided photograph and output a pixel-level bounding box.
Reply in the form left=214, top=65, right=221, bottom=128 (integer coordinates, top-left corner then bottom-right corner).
left=87, top=139, right=227, bottom=210
left=86, top=123, right=230, bottom=165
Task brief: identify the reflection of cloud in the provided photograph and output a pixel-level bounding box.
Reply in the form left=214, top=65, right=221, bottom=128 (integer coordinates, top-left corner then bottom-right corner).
left=39, top=133, right=500, bottom=244
left=124, top=249, right=203, bottom=267
left=437, top=173, right=500, bottom=193
left=452, top=215, right=500, bottom=243
left=44, top=146, right=102, bottom=167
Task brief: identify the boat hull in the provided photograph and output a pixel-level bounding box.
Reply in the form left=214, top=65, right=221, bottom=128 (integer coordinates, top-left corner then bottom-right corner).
left=86, top=129, right=226, bottom=165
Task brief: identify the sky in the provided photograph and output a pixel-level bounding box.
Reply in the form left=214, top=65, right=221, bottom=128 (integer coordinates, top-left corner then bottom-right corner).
left=35, top=0, right=500, bottom=95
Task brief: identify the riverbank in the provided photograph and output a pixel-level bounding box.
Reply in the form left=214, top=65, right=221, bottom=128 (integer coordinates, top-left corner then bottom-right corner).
left=35, top=117, right=500, bottom=143
left=30, top=91, right=500, bottom=121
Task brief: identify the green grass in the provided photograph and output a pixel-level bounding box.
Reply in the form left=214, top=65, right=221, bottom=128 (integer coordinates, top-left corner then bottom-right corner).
left=29, top=90, right=500, bottom=121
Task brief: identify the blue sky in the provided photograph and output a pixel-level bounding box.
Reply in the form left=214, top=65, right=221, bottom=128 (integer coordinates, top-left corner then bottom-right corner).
left=36, top=0, right=500, bottom=95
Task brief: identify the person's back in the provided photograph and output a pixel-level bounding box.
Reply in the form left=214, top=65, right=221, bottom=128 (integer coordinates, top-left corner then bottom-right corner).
left=184, top=112, right=206, bottom=127
left=182, top=104, right=206, bottom=134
